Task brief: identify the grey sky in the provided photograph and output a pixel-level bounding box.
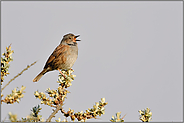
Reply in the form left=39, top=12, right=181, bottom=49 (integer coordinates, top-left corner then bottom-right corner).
left=1, top=1, right=183, bottom=122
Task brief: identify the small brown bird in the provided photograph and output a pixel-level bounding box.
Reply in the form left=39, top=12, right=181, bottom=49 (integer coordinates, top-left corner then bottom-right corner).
left=33, top=33, right=80, bottom=82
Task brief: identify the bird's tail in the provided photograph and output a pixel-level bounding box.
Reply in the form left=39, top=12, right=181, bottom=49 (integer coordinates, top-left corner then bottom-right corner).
left=33, top=69, right=47, bottom=82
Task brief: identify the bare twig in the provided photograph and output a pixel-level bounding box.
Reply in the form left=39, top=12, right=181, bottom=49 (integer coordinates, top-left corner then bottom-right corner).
left=2, top=116, right=7, bottom=122
left=121, top=113, right=127, bottom=120
left=1, top=61, right=37, bottom=92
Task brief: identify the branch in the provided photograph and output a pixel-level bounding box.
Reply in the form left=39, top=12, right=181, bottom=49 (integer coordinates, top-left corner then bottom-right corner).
left=1, top=61, right=37, bottom=92
left=46, top=104, right=63, bottom=122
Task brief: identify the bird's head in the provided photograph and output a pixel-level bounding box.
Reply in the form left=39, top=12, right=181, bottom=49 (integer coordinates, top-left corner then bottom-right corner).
left=61, top=33, right=81, bottom=46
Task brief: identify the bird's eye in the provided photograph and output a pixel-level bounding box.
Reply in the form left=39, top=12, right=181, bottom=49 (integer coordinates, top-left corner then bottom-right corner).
left=69, top=37, right=71, bottom=39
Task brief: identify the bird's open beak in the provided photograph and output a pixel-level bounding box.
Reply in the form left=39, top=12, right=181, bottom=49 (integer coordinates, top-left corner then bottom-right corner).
left=75, top=35, right=81, bottom=41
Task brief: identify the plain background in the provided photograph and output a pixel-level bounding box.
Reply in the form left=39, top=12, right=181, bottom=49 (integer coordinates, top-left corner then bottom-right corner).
left=1, top=1, right=183, bottom=122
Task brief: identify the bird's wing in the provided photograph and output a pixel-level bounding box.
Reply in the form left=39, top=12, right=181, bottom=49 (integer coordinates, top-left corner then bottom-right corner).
left=44, top=44, right=69, bottom=69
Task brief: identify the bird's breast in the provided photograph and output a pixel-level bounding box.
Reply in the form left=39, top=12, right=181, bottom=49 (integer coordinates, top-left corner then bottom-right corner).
left=59, top=46, right=78, bottom=69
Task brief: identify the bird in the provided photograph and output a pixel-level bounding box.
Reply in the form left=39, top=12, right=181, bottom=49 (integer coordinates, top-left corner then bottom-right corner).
left=33, top=33, right=80, bottom=82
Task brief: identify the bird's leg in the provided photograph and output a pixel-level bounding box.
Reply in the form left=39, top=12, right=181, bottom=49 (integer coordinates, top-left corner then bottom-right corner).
left=58, top=69, right=66, bottom=79
left=70, top=68, right=73, bottom=70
